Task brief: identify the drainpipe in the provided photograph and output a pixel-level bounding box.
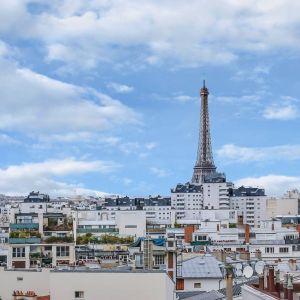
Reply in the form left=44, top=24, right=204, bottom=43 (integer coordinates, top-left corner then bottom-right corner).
left=283, top=273, right=288, bottom=299
left=287, top=274, right=293, bottom=300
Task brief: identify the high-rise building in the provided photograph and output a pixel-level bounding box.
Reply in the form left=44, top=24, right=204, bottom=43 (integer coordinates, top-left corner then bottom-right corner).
left=192, top=81, right=217, bottom=184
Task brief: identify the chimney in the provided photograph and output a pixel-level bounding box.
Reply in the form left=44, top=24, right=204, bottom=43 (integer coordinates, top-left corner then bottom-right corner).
left=268, top=266, right=275, bottom=293
left=264, top=267, right=269, bottom=291
left=283, top=273, right=289, bottom=299
left=287, top=274, right=293, bottom=300
left=184, top=225, right=195, bottom=243
left=239, top=251, right=250, bottom=262
left=226, top=267, right=233, bottom=300
left=245, top=224, right=250, bottom=244
left=221, top=250, right=226, bottom=263
left=289, top=259, right=297, bottom=271
left=255, top=250, right=262, bottom=260
left=259, top=274, right=264, bottom=290
left=275, top=269, right=281, bottom=296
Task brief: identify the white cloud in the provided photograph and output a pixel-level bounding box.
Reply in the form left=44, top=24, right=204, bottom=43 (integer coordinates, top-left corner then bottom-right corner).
left=217, top=144, right=300, bottom=162
left=122, top=177, right=133, bottom=186
left=216, top=95, right=261, bottom=103
left=263, top=104, right=298, bottom=120
left=119, top=141, right=157, bottom=157
left=2, top=1, right=300, bottom=68
left=107, top=82, right=134, bottom=93
left=150, top=167, right=169, bottom=177
left=173, top=95, right=198, bottom=103
left=0, top=134, right=18, bottom=144
left=232, top=65, right=270, bottom=84
left=0, top=56, right=139, bottom=134
left=0, top=158, right=118, bottom=196
left=37, top=132, right=120, bottom=145
left=145, top=142, right=157, bottom=150
left=235, top=174, right=300, bottom=196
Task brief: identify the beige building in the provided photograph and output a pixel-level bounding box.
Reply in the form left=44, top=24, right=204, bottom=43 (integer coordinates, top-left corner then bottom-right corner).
left=266, top=190, right=300, bottom=219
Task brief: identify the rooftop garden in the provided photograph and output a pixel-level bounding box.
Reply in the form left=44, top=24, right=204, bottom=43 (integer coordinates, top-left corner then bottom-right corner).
left=10, top=231, right=41, bottom=238
left=76, top=233, right=134, bottom=245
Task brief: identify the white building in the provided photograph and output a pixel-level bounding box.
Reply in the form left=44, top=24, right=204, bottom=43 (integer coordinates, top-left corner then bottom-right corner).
left=176, top=255, right=225, bottom=292
left=0, top=267, right=175, bottom=300
left=171, top=183, right=203, bottom=220
left=229, top=186, right=267, bottom=227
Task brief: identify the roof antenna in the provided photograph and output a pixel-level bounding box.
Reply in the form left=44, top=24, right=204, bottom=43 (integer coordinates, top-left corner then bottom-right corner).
left=203, top=79, right=206, bottom=88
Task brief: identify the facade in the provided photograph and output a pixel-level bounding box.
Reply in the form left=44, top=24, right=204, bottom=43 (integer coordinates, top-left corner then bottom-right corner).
left=171, top=183, right=203, bottom=219
left=229, top=186, right=267, bottom=227
left=266, top=189, right=300, bottom=219
left=202, top=173, right=232, bottom=210
left=0, top=267, right=175, bottom=300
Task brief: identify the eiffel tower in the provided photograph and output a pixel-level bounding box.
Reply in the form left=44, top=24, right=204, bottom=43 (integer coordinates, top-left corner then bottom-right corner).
left=191, top=81, right=216, bottom=184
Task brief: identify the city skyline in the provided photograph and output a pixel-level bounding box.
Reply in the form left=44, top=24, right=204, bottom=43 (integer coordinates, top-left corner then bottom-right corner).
left=0, top=1, right=300, bottom=196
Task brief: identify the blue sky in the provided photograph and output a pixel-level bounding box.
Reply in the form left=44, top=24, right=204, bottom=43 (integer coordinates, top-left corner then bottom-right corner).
left=0, top=0, right=300, bottom=197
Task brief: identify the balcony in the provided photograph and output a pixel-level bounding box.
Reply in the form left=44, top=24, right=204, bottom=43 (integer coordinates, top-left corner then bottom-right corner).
left=285, top=238, right=300, bottom=245
left=10, top=223, right=39, bottom=230
left=146, top=228, right=166, bottom=234
left=9, top=237, right=41, bottom=244
left=30, top=252, right=52, bottom=259
left=43, top=224, right=73, bottom=232
left=191, top=240, right=211, bottom=246
left=77, top=228, right=118, bottom=234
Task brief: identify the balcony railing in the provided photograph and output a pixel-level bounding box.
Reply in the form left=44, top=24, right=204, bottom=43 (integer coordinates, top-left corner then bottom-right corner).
left=10, top=223, right=39, bottom=230
left=9, top=237, right=41, bottom=244
left=146, top=228, right=166, bottom=234
left=191, top=240, right=211, bottom=246
left=77, top=228, right=118, bottom=233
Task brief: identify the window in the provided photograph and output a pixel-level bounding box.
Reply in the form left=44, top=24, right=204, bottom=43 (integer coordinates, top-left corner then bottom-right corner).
left=56, top=246, right=69, bottom=257
left=265, top=247, right=274, bottom=254
left=125, top=225, right=137, bottom=228
left=279, top=247, right=289, bottom=253
left=154, top=255, right=165, bottom=265
left=75, top=291, right=84, bottom=298
left=12, top=247, right=25, bottom=258
left=194, top=282, right=201, bottom=288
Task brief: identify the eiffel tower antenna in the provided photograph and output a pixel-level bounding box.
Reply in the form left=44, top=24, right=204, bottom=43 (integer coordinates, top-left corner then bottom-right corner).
left=191, top=81, right=216, bottom=184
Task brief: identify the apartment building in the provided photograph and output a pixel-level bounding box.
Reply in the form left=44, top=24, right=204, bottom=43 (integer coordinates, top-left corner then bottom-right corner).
left=229, top=186, right=267, bottom=227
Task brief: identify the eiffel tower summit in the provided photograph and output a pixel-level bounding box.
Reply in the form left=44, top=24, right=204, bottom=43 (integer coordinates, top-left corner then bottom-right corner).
left=191, top=81, right=217, bottom=184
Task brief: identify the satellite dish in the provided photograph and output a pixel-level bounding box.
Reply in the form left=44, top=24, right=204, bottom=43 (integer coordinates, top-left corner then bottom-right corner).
left=243, top=265, right=254, bottom=278
left=236, top=269, right=243, bottom=277
left=255, top=261, right=265, bottom=275
left=235, top=263, right=243, bottom=270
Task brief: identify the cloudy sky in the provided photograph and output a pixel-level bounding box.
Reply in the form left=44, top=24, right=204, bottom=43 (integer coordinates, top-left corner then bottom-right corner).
left=0, top=0, right=300, bottom=197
